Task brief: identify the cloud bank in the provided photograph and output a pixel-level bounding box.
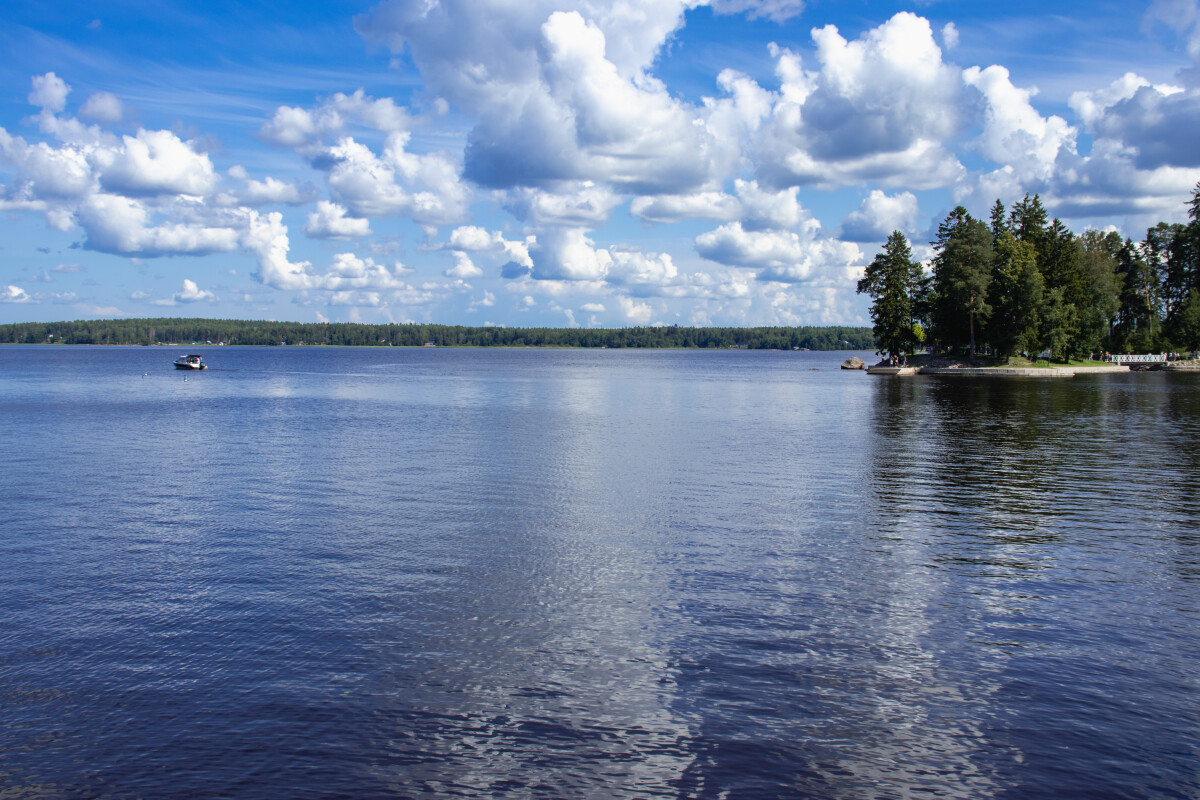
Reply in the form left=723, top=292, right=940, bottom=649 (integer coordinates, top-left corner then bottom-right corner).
left=1, top=3, right=1199, bottom=325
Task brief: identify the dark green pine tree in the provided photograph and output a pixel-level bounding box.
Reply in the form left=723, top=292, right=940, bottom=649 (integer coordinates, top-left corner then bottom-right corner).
left=1034, top=219, right=1083, bottom=356
left=931, top=208, right=993, bottom=359
left=1043, top=219, right=1085, bottom=305
left=857, top=231, right=923, bottom=360
left=1162, top=183, right=1200, bottom=349
left=1009, top=193, right=1049, bottom=253
left=989, top=199, right=1008, bottom=244
left=1040, top=287, right=1078, bottom=362
left=1075, top=230, right=1122, bottom=357
left=988, top=231, right=1044, bottom=358
left=1144, top=222, right=1183, bottom=346
left=1114, top=238, right=1159, bottom=351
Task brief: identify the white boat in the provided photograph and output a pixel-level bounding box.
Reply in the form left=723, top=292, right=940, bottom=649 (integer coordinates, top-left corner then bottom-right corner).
left=173, top=354, right=207, bottom=370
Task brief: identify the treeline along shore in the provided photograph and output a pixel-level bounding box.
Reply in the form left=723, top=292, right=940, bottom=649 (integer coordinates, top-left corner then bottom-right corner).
left=857, top=185, right=1200, bottom=362
left=0, top=318, right=874, bottom=351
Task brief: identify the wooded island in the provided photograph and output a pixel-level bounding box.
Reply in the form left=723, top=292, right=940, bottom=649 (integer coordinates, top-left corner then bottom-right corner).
left=858, top=185, right=1200, bottom=361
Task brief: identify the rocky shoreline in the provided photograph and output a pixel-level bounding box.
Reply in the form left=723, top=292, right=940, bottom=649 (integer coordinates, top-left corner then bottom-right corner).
left=863, top=357, right=1200, bottom=378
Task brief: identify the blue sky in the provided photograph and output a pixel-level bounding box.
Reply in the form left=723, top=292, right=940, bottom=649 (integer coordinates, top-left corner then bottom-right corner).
left=1, top=0, right=1198, bottom=327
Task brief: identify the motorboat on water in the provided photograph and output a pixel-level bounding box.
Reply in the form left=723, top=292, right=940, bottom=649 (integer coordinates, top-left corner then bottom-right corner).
left=173, top=354, right=207, bottom=370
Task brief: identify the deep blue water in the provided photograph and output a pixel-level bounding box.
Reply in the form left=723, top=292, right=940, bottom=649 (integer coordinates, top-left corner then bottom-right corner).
left=1, top=345, right=1198, bottom=799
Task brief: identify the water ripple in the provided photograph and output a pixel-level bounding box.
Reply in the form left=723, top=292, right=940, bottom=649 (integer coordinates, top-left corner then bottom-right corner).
left=0, top=347, right=1197, bottom=798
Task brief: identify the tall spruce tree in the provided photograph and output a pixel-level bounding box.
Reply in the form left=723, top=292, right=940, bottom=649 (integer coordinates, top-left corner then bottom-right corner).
left=1040, top=287, right=1078, bottom=361
left=1143, top=222, right=1183, bottom=347
left=1043, top=219, right=1084, bottom=304
left=857, top=231, right=923, bottom=359
left=1170, top=293, right=1200, bottom=350
left=989, top=199, right=1008, bottom=244
left=988, top=231, right=1044, bottom=357
left=1115, top=239, right=1159, bottom=351
left=1010, top=194, right=1049, bottom=253
left=929, top=206, right=970, bottom=350
left=931, top=208, right=993, bottom=359
left=1075, top=230, right=1122, bottom=357
left=1161, top=183, right=1200, bottom=349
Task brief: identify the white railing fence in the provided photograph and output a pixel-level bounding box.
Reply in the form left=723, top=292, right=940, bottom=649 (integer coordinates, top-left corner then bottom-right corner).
left=1104, top=353, right=1167, bottom=363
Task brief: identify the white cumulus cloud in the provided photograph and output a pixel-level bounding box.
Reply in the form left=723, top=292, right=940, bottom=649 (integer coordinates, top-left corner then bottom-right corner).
left=28, top=73, right=69, bottom=113
left=941, top=22, right=959, bottom=50
left=304, top=200, right=372, bottom=239
left=230, top=168, right=317, bottom=206
left=79, top=92, right=124, bottom=123
left=617, top=295, right=654, bottom=323
left=2, top=285, right=31, bottom=303
left=695, top=221, right=862, bottom=283
left=177, top=278, right=215, bottom=303
left=502, top=182, right=623, bottom=226
left=356, top=1, right=728, bottom=195
left=321, top=134, right=471, bottom=226
left=607, top=249, right=679, bottom=288
left=963, top=65, right=1076, bottom=183
left=839, top=190, right=920, bottom=242
left=754, top=13, right=966, bottom=189
left=531, top=227, right=613, bottom=281
left=92, top=129, right=218, bottom=197
left=260, top=89, right=412, bottom=147
left=444, top=251, right=484, bottom=279
left=1069, top=73, right=1197, bottom=170
left=734, top=180, right=809, bottom=231
left=76, top=194, right=239, bottom=256
left=630, top=191, right=740, bottom=223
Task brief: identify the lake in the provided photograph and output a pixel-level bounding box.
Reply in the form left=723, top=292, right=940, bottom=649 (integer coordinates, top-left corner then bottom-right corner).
left=1, top=345, right=1197, bottom=799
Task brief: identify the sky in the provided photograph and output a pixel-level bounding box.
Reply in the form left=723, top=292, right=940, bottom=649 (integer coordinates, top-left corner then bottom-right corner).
left=1, top=0, right=1199, bottom=328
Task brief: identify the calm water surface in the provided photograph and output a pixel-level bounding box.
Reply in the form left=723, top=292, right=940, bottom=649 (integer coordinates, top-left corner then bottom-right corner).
left=1, top=346, right=1198, bottom=799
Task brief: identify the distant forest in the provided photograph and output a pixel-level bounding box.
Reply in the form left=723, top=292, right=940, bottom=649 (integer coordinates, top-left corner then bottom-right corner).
left=0, top=318, right=874, bottom=350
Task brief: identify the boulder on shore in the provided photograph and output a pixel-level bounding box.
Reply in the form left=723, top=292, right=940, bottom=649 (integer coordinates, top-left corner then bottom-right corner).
left=841, top=356, right=866, bottom=370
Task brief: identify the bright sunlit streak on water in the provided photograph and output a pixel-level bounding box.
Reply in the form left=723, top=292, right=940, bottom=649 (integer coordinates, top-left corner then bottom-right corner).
left=1, top=346, right=1198, bottom=799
